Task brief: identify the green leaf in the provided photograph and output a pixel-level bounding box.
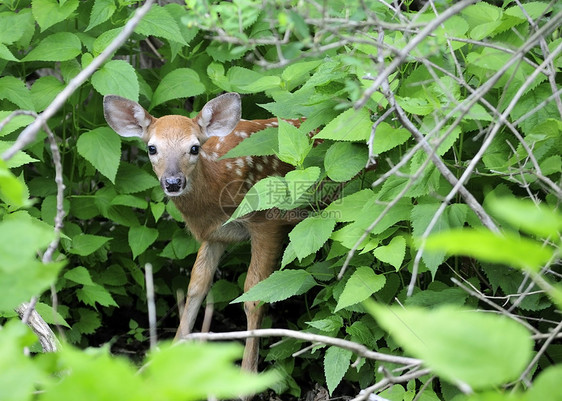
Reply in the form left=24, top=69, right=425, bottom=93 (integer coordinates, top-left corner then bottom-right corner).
left=115, top=162, right=159, bottom=194
left=366, top=303, right=533, bottom=389
left=150, top=68, right=205, bottom=110
left=135, top=5, right=187, bottom=45
left=30, top=76, right=65, bottom=112
left=144, top=342, right=277, bottom=399
left=488, top=197, right=562, bottom=239
left=289, top=215, right=336, bottom=260
left=325, top=189, right=375, bottom=223
left=232, top=269, right=317, bottom=303
left=0, top=161, right=26, bottom=207
left=0, top=43, right=18, bottom=61
left=68, top=234, right=110, bottom=256
left=306, top=315, right=343, bottom=332
left=77, top=127, right=121, bottom=184
left=35, top=302, right=70, bottom=328
left=77, top=283, right=118, bottom=307
left=284, top=167, right=320, bottom=203
left=526, top=365, right=562, bottom=401
left=22, top=32, right=81, bottom=62
left=324, top=346, right=352, bottom=395
left=324, top=142, right=368, bottom=182
left=73, top=308, right=102, bottom=334
left=86, top=0, right=117, bottom=31
left=0, top=76, right=34, bottom=110
left=228, top=66, right=281, bottom=93
left=335, top=266, right=386, bottom=311
left=64, top=266, right=94, bottom=285
left=277, top=119, right=311, bottom=166
left=371, top=122, right=410, bottom=154
left=315, top=108, right=372, bottom=141
left=222, top=127, right=278, bottom=159
left=0, top=214, right=54, bottom=271
left=227, top=176, right=290, bottom=222
left=0, top=11, right=28, bottom=45
left=0, top=112, right=34, bottom=137
left=425, top=228, right=554, bottom=272
left=32, top=0, right=79, bottom=31
left=0, top=141, right=38, bottom=168
left=128, top=225, right=159, bottom=259
left=91, top=60, right=139, bottom=101
left=373, top=236, right=406, bottom=270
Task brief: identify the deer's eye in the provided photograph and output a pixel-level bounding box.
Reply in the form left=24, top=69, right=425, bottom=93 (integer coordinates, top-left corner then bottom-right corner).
left=190, top=145, right=200, bottom=155
left=147, top=145, right=157, bottom=155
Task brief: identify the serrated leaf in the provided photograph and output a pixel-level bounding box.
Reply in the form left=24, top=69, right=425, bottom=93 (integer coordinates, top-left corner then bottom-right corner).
left=0, top=44, right=17, bottom=61
left=222, top=127, right=278, bottom=159
left=0, top=161, right=26, bottom=207
left=64, top=266, right=94, bottom=285
left=0, top=11, right=27, bottom=45
left=371, top=122, right=410, bottom=154
left=227, top=176, right=291, bottom=222
left=35, top=302, right=70, bottom=328
left=86, top=0, right=117, bottom=31
left=425, top=228, right=554, bottom=272
left=115, top=162, right=159, bottom=194
left=0, top=76, right=34, bottom=110
left=373, top=236, right=406, bottom=270
left=91, top=60, right=139, bottom=101
left=68, top=234, right=110, bottom=256
left=277, top=119, right=311, bottom=167
left=305, top=315, right=343, bottom=332
left=335, top=266, right=386, bottom=311
left=324, top=346, right=352, bottom=395
left=128, top=225, right=159, bottom=259
left=0, top=141, right=38, bottom=168
left=315, top=108, right=372, bottom=141
left=289, top=215, right=336, bottom=260
left=30, top=76, right=65, bottom=112
left=150, top=68, right=205, bottom=109
left=32, top=0, right=79, bottom=31
left=77, top=283, right=118, bottom=307
left=284, top=167, right=320, bottom=203
left=77, top=127, right=121, bottom=184
left=324, top=141, right=368, bottom=182
left=135, top=5, right=187, bottom=45
left=232, top=269, right=317, bottom=303
left=366, top=303, right=533, bottom=389
left=73, top=308, right=102, bottom=334
left=22, top=32, right=81, bottom=62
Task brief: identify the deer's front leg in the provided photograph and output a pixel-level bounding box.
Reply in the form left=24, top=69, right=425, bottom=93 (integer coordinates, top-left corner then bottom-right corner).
left=241, top=226, right=287, bottom=372
left=175, top=241, right=225, bottom=341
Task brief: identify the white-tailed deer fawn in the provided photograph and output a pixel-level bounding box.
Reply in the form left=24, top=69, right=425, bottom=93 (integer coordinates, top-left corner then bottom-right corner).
left=103, top=92, right=300, bottom=374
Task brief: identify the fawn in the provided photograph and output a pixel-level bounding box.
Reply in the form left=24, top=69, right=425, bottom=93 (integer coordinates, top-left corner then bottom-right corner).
left=104, top=92, right=302, bottom=374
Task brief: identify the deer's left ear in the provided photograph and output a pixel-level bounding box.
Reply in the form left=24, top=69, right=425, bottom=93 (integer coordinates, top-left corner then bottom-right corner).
left=195, top=92, right=241, bottom=140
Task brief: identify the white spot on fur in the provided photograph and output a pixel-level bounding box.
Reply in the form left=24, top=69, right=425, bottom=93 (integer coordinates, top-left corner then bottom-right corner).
left=245, top=156, right=253, bottom=167
left=247, top=172, right=255, bottom=183
left=235, top=158, right=245, bottom=168
left=256, top=163, right=264, bottom=173
left=235, top=168, right=243, bottom=176
left=211, top=152, right=219, bottom=160
left=235, top=131, right=249, bottom=138
left=266, top=121, right=278, bottom=127
left=261, top=156, right=269, bottom=164
left=225, top=162, right=233, bottom=170
left=272, top=158, right=279, bottom=170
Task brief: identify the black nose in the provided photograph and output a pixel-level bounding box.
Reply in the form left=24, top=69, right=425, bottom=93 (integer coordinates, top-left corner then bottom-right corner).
left=164, top=176, right=184, bottom=193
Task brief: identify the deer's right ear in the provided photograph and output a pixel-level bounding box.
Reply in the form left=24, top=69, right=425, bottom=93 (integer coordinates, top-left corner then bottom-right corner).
left=103, top=95, right=154, bottom=141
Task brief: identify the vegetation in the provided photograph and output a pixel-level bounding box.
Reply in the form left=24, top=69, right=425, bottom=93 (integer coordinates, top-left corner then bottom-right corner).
left=0, top=0, right=561, bottom=400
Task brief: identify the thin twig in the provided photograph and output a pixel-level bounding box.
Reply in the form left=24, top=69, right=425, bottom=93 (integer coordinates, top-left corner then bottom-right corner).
left=181, top=328, right=422, bottom=366
left=145, top=263, right=157, bottom=350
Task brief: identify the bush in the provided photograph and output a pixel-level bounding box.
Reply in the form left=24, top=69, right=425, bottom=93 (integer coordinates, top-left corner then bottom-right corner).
left=0, top=0, right=561, bottom=400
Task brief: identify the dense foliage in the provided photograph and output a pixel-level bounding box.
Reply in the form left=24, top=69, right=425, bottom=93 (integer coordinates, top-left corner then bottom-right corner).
left=0, top=0, right=561, bottom=400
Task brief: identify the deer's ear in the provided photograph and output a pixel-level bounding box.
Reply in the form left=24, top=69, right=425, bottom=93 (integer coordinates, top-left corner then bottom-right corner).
left=196, top=92, right=241, bottom=140
left=103, top=95, right=154, bottom=141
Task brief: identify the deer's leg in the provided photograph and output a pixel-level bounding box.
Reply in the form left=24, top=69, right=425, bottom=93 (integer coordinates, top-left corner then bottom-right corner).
left=175, top=241, right=225, bottom=341
left=241, top=225, right=287, bottom=372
